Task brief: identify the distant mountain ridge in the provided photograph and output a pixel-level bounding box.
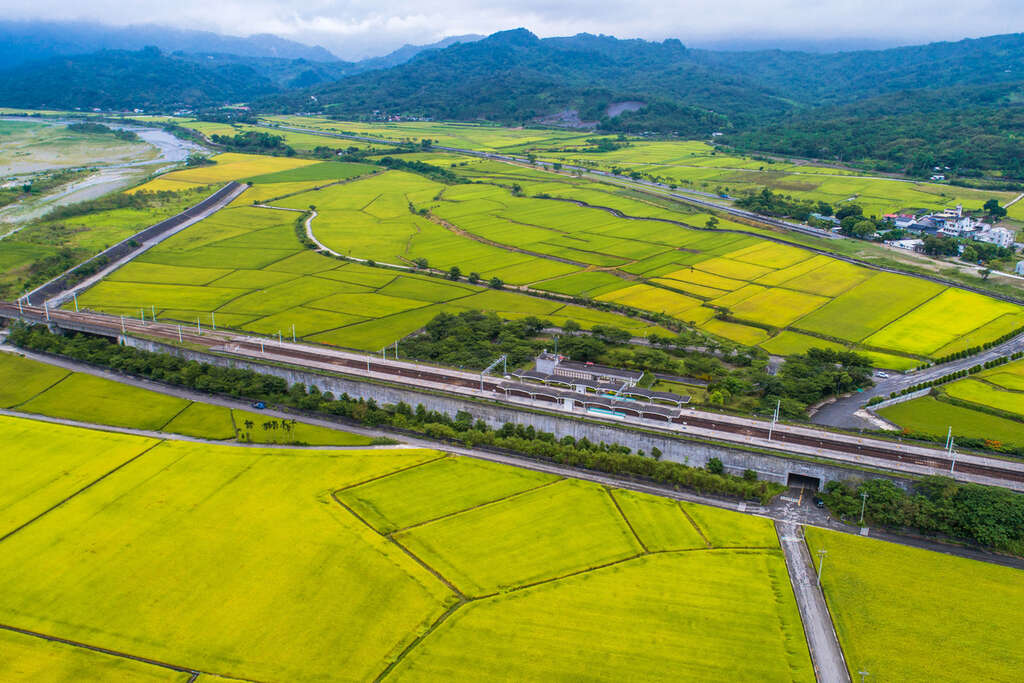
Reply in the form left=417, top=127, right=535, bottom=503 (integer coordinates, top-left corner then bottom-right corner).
left=0, top=20, right=339, bottom=68
left=0, top=24, right=1020, bottom=174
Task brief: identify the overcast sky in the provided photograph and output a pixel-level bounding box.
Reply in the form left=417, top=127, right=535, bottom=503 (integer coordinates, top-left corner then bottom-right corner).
left=3, top=0, right=1022, bottom=59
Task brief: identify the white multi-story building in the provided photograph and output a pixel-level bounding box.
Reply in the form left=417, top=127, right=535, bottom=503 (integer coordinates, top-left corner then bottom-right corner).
left=973, top=226, right=1015, bottom=248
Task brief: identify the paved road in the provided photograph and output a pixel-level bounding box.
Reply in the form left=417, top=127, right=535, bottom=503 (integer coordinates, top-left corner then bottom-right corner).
left=777, top=520, right=850, bottom=683
left=8, top=343, right=1024, bottom=568
left=8, top=305, right=1024, bottom=490
left=812, top=330, right=1024, bottom=429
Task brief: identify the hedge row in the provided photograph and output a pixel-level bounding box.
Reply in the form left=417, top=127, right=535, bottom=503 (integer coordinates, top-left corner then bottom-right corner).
left=8, top=324, right=784, bottom=504
left=892, top=351, right=1024, bottom=398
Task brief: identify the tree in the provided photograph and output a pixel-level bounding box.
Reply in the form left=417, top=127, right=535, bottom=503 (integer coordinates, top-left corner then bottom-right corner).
left=468, top=272, right=480, bottom=284
left=488, top=277, right=503, bottom=289
left=816, top=201, right=833, bottom=216
left=852, top=220, right=877, bottom=239
left=706, top=457, right=724, bottom=475
left=414, top=257, right=428, bottom=269
left=983, top=198, right=1007, bottom=218
left=448, top=266, right=461, bottom=280
left=563, top=319, right=581, bottom=335
left=980, top=268, right=992, bottom=280
left=705, top=216, right=719, bottom=229
left=961, top=245, right=978, bottom=262
left=835, top=204, right=863, bottom=220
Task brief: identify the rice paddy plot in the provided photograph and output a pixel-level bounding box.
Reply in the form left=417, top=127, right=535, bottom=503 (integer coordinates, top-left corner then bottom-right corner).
left=219, top=276, right=358, bottom=316
left=76, top=280, right=243, bottom=312
left=711, top=283, right=769, bottom=308
left=474, top=257, right=580, bottom=285
left=309, top=305, right=447, bottom=350
left=390, top=551, right=813, bottom=682
left=729, top=288, right=829, bottom=328
left=598, top=283, right=703, bottom=317
left=106, top=262, right=233, bottom=286
left=319, top=262, right=402, bottom=288
left=456, top=288, right=565, bottom=316
left=337, top=456, right=558, bottom=534
left=805, top=527, right=1024, bottom=682
left=0, top=415, right=157, bottom=537
left=243, top=160, right=377, bottom=184
left=393, top=479, right=642, bottom=596
left=161, top=402, right=237, bottom=440
left=141, top=245, right=301, bottom=270
left=978, top=358, right=1024, bottom=391
left=533, top=270, right=631, bottom=297
left=0, top=352, right=69, bottom=407
left=772, top=259, right=873, bottom=297
left=0, top=628, right=189, bottom=683
left=232, top=410, right=374, bottom=446
left=18, top=372, right=190, bottom=431
left=678, top=501, right=779, bottom=548
left=943, top=379, right=1024, bottom=418
left=877, top=395, right=1024, bottom=446
left=794, top=273, right=944, bottom=344
left=701, top=319, right=771, bottom=346
left=754, top=254, right=834, bottom=286
left=244, top=307, right=368, bottom=338
left=726, top=241, right=811, bottom=269
left=0, top=437, right=451, bottom=682
left=932, top=312, right=1024, bottom=358
left=862, top=288, right=1020, bottom=357
left=142, top=152, right=318, bottom=188
left=652, top=277, right=727, bottom=299
left=759, top=331, right=846, bottom=356
left=205, top=268, right=299, bottom=289
left=377, top=275, right=477, bottom=302
left=262, top=249, right=341, bottom=274
left=306, top=291, right=428, bottom=317
left=611, top=489, right=707, bottom=551
left=694, top=256, right=775, bottom=281
left=661, top=266, right=747, bottom=291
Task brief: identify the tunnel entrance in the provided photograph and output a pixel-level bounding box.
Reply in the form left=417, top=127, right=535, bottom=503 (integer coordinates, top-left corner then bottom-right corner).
left=786, top=472, right=822, bottom=491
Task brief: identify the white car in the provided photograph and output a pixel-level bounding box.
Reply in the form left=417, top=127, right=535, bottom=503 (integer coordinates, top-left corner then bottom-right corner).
left=876, top=371, right=890, bottom=378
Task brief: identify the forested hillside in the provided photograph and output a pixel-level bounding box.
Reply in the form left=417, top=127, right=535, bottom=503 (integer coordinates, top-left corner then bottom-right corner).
left=1, top=26, right=1021, bottom=175
left=258, top=29, right=791, bottom=131
left=0, top=47, right=278, bottom=109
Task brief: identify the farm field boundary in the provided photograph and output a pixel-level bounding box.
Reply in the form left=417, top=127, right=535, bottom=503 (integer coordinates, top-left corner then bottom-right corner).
left=22, top=181, right=247, bottom=307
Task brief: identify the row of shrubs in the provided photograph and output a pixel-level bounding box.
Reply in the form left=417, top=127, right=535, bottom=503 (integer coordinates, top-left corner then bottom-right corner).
left=890, top=351, right=1023, bottom=398
left=927, top=326, right=1024, bottom=366
left=9, top=324, right=784, bottom=504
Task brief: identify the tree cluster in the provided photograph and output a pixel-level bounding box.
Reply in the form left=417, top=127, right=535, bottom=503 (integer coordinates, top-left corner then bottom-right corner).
left=9, top=325, right=783, bottom=503
left=823, top=477, right=1024, bottom=555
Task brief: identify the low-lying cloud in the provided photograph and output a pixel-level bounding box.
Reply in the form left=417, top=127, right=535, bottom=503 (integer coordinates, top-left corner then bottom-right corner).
left=2, top=0, right=1021, bottom=59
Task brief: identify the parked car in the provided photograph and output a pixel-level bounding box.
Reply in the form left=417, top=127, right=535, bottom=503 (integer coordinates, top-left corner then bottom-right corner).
left=251, top=401, right=266, bottom=410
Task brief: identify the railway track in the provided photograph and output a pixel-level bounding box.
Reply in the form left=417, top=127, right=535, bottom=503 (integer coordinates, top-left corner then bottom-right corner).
left=4, top=303, right=1023, bottom=487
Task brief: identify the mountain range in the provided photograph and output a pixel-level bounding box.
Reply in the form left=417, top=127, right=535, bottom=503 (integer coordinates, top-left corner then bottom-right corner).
left=0, top=23, right=1020, bottom=175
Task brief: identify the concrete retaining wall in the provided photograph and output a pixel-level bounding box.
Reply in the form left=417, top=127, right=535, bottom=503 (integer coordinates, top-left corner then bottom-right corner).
left=121, top=336, right=911, bottom=491
left=868, top=388, right=931, bottom=410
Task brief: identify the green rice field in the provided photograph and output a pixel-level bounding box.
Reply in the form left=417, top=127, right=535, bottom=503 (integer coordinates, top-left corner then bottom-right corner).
left=876, top=356, right=1024, bottom=447
left=0, top=413, right=813, bottom=680
left=0, top=351, right=373, bottom=445
left=806, top=527, right=1024, bottom=682
left=61, top=146, right=1024, bottom=362
left=877, top=395, right=1024, bottom=448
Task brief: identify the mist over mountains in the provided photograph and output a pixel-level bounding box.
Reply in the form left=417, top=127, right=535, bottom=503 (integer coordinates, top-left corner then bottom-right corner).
left=0, top=22, right=1020, bottom=174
